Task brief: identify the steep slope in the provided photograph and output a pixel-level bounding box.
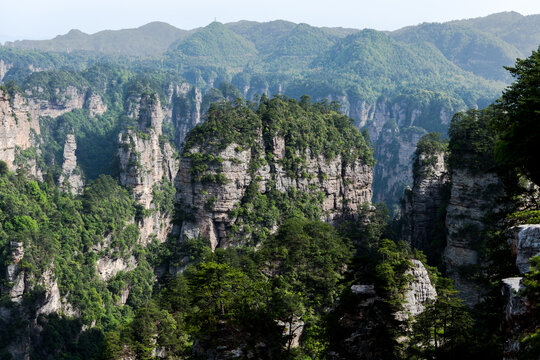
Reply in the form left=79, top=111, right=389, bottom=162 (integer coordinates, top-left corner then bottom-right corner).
left=175, top=96, right=374, bottom=250
left=6, top=22, right=189, bottom=56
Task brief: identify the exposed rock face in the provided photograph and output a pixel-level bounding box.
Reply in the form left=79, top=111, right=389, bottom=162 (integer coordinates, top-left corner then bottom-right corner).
left=118, top=94, right=178, bottom=244
left=0, top=90, right=41, bottom=170
left=1, top=87, right=106, bottom=176
left=58, top=134, right=83, bottom=194
left=171, top=83, right=203, bottom=147
left=402, top=149, right=448, bottom=251
left=444, top=168, right=507, bottom=306
left=6, top=241, right=26, bottom=303
left=0, top=59, right=12, bottom=81
left=277, top=317, right=304, bottom=349
left=372, top=125, right=426, bottom=208
left=501, top=277, right=529, bottom=359
left=394, top=260, right=437, bottom=321
left=176, top=136, right=373, bottom=250
left=86, top=92, right=107, bottom=116
left=512, top=225, right=540, bottom=274
left=96, top=256, right=137, bottom=281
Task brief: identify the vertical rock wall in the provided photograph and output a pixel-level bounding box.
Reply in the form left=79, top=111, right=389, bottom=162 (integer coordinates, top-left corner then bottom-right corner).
left=118, top=94, right=178, bottom=244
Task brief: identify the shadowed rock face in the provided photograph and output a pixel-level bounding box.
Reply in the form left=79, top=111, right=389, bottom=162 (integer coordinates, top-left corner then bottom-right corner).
left=1, top=87, right=107, bottom=179
left=402, top=149, right=448, bottom=251
left=176, top=135, right=373, bottom=250
left=444, top=167, right=507, bottom=306
left=512, top=225, right=540, bottom=274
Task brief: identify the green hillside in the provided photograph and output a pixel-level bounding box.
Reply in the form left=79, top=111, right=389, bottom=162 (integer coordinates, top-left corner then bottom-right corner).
left=390, top=22, right=522, bottom=81
left=6, top=22, right=189, bottom=56
left=451, top=11, right=540, bottom=55
left=168, top=22, right=258, bottom=68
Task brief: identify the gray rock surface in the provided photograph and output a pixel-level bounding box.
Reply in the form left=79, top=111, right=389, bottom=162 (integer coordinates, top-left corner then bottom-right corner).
left=58, top=134, right=83, bottom=194
left=372, top=125, right=426, bottom=207
left=514, top=225, right=540, bottom=274
left=96, top=256, right=137, bottom=281
left=176, top=135, right=373, bottom=250
left=402, top=149, right=448, bottom=250
left=118, top=94, right=178, bottom=244
left=394, top=259, right=437, bottom=321
left=444, top=168, right=506, bottom=306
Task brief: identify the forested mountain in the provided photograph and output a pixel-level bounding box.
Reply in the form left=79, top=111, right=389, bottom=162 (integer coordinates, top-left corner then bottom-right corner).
left=1, top=11, right=540, bottom=360
left=4, top=11, right=540, bottom=207
left=4, top=22, right=192, bottom=56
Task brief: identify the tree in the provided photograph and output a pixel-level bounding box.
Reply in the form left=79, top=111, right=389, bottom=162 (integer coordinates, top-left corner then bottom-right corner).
left=408, top=278, right=474, bottom=359
left=494, top=46, right=540, bottom=186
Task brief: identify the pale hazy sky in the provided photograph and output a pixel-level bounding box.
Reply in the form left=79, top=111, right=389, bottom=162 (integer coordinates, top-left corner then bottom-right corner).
left=1, top=0, right=540, bottom=43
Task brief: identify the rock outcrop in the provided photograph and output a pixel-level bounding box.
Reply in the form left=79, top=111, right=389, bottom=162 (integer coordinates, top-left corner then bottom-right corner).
left=401, top=147, right=448, bottom=251
left=0, top=59, right=12, bottom=81
left=394, top=259, right=438, bottom=321
left=96, top=256, right=137, bottom=281
left=177, top=139, right=373, bottom=250
left=510, top=225, right=540, bottom=274
left=1, top=87, right=107, bottom=176
left=501, top=277, right=530, bottom=360
left=0, top=89, right=41, bottom=171
left=118, top=93, right=178, bottom=244
left=58, top=134, right=83, bottom=194
left=86, top=92, right=107, bottom=116
left=372, top=125, right=427, bottom=208
left=171, top=83, right=203, bottom=147
left=443, top=168, right=506, bottom=306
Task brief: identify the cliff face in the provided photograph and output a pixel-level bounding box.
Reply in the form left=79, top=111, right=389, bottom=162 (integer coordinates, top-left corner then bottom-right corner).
left=0, top=90, right=41, bottom=171
left=401, top=148, right=449, bottom=252
left=0, top=60, right=12, bottom=82
left=394, top=259, right=438, bottom=321
left=501, top=226, right=540, bottom=359
left=118, top=94, right=178, bottom=244
left=177, top=138, right=373, bottom=250
left=372, top=125, right=426, bottom=208
left=57, top=134, right=83, bottom=194
left=333, top=260, right=437, bottom=359
left=443, top=167, right=506, bottom=305
left=171, top=83, right=203, bottom=147
left=1, top=87, right=107, bottom=178
left=175, top=98, right=374, bottom=250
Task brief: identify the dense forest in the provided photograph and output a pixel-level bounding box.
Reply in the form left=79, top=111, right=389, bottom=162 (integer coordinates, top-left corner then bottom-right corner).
left=0, top=11, right=539, bottom=360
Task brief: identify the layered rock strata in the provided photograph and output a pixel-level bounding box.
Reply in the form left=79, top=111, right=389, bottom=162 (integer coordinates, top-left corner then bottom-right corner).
left=176, top=136, right=373, bottom=250
left=401, top=149, right=448, bottom=251
left=443, top=167, right=506, bottom=306
left=58, top=134, right=83, bottom=194
left=118, top=94, right=178, bottom=244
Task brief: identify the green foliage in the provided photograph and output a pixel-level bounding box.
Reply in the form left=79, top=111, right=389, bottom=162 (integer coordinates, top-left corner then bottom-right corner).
left=407, top=277, right=474, bottom=358
left=391, top=22, right=521, bottom=81
left=448, top=107, right=498, bottom=173
left=507, top=210, right=540, bottom=224
left=168, top=22, right=258, bottom=68
left=0, top=171, right=153, bottom=338
left=412, top=132, right=448, bottom=178
left=493, top=46, right=540, bottom=186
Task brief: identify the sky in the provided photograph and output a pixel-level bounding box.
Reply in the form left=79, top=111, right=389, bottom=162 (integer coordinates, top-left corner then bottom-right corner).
left=1, top=0, right=540, bottom=43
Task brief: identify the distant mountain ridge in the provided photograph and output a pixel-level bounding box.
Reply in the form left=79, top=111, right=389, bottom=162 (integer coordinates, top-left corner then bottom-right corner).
left=2, top=11, right=540, bottom=207
left=5, top=22, right=193, bottom=56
